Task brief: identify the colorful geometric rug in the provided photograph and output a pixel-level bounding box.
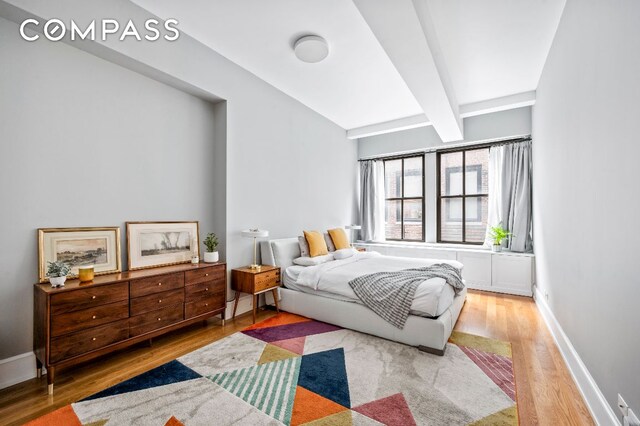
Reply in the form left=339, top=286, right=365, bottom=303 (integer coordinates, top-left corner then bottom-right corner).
left=28, top=313, right=518, bottom=425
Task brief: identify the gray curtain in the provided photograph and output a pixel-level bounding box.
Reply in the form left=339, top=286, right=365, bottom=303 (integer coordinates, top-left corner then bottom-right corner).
left=485, top=140, right=533, bottom=252
left=359, top=160, right=385, bottom=242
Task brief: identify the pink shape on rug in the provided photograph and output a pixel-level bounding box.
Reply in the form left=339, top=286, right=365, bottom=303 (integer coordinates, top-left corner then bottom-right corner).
left=460, top=345, right=516, bottom=401
left=353, top=393, right=416, bottom=426
left=271, top=336, right=306, bottom=355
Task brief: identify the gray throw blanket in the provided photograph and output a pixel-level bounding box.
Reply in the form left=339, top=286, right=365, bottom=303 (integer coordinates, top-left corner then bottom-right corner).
left=348, top=263, right=465, bottom=329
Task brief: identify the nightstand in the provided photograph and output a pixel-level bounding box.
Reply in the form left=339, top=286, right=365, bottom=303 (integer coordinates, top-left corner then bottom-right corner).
left=231, top=265, right=281, bottom=323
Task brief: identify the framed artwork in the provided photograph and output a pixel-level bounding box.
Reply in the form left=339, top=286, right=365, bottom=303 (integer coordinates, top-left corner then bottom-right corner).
left=126, top=221, right=199, bottom=270
left=38, top=227, right=122, bottom=283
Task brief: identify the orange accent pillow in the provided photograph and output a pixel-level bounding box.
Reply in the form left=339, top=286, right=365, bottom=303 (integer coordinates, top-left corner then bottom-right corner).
left=304, top=230, right=329, bottom=257
left=328, top=228, right=350, bottom=250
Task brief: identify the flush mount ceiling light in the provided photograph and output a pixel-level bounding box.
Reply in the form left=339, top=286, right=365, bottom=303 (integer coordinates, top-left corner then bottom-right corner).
left=294, top=35, right=329, bottom=63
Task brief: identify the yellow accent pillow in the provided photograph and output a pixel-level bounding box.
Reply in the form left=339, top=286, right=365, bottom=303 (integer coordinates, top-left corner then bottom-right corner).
left=328, top=228, right=350, bottom=250
left=304, top=230, right=329, bottom=257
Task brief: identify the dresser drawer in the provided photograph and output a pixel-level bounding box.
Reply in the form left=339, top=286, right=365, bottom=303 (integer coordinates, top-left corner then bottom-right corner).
left=185, top=280, right=225, bottom=303
left=129, top=304, right=184, bottom=337
left=50, top=319, right=129, bottom=363
left=255, top=270, right=280, bottom=292
left=130, top=272, right=184, bottom=298
left=130, top=288, right=184, bottom=316
left=51, top=300, right=129, bottom=337
left=185, top=266, right=224, bottom=286
left=51, top=282, right=129, bottom=315
left=185, top=292, right=225, bottom=319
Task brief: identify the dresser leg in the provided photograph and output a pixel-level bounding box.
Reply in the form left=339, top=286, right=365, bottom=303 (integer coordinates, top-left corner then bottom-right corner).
left=252, top=295, right=257, bottom=324
left=272, top=289, right=280, bottom=313
left=36, top=359, right=42, bottom=379
left=47, top=366, right=55, bottom=395
left=232, top=292, right=240, bottom=319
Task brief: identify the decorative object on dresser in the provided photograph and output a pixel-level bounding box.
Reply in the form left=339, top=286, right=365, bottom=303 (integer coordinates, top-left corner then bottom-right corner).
left=38, top=227, right=121, bottom=283
left=46, top=261, right=70, bottom=288
left=126, top=221, right=199, bottom=270
left=33, top=262, right=226, bottom=395
left=345, top=224, right=362, bottom=246
left=78, top=265, right=95, bottom=282
left=231, top=265, right=280, bottom=323
left=203, top=232, right=219, bottom=263
left=241, top=228, right=269, bottom=271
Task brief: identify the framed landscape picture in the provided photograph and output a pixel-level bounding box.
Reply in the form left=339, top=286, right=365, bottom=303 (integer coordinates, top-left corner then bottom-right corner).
left=126, top=221, right=199, bottom=270
left=38, top=227, right=122, bottom=283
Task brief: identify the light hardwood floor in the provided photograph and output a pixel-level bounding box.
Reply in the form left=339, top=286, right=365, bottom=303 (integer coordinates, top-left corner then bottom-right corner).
left=0, top=290, right=593, bottom=425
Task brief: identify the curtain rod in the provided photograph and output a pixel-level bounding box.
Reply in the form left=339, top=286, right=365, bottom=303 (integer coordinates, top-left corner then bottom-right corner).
left=358, top=134, right=531, bottom=162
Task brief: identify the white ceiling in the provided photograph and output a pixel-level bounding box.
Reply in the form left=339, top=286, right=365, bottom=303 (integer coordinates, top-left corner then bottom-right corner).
left=132, top=0, right=565, bottom=139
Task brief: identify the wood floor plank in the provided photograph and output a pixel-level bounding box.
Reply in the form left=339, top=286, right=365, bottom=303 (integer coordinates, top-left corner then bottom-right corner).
left=0, top=291, right=594, bottom=425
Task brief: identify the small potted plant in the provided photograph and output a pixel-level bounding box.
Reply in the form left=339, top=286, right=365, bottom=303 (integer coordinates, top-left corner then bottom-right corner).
left=47, top=260, right=71, bottom=287
left=489, top=224, right=513, bottom=252
left=203, top=232, right=219, bottom=263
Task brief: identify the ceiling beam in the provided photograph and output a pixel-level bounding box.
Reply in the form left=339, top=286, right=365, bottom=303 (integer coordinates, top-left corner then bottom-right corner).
left=347, top=114, right=429, bottom=140
left=460, top=91, right=536, bottom=118
left=353, top=0, right=463, bottom=142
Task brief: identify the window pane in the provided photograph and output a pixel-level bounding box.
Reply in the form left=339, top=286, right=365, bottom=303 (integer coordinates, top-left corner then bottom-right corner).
left=441, top=152, right=463, bottom=196
left=385, top=200, right=402, bottom=240
left=384, top=160, right=402, bottom=198
left=465, top=148, right=489, bottom=195
left=465, top=196, right=489, bottom=243
left=441, top=198, right=462, bottom=241
left=403, top=199, right=423, bottom=240
left=403, top=157, right=423, bottom=197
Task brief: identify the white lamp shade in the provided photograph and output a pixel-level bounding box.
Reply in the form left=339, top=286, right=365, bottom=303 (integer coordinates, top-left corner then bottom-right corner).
left=242, top=229, right=269, bottom=238
left=345, top=225, right=362, bottom=230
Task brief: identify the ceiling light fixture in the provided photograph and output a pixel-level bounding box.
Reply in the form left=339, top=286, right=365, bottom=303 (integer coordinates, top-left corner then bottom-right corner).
left=293, top=35, right=329, bottom=63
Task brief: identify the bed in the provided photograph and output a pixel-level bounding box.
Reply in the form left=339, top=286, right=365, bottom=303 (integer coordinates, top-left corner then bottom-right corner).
left=260, top=238, right=467, bottom=355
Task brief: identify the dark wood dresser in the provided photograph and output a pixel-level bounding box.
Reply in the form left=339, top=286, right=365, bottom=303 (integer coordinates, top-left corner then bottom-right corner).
left=34, top=262, right=226, bottom=394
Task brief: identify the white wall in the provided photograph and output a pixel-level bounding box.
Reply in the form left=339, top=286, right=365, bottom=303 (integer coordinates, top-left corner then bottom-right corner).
left=0, top=0, right=357, bottom=363
left=358, top=106, right=531, bottom=159
left=0, top=16, right=219, bottom=359
left=533, top=0, right=640, bottom=417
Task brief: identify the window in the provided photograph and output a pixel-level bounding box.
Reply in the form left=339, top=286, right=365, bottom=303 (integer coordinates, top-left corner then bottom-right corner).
left=437, top=148, right=489, bottom=244
left=384, top=155, right=424, bottom=241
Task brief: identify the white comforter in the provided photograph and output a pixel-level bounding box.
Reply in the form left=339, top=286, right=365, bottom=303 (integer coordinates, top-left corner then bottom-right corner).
left=291, top=252, right=463, bottom=318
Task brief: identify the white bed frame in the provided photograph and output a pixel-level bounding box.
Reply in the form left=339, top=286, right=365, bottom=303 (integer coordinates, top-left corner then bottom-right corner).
left=260, top=238, right=467, bottom=355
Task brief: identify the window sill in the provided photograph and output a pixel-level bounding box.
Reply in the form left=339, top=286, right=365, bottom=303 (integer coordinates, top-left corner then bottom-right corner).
left=354, top=241, right=535, bottom=257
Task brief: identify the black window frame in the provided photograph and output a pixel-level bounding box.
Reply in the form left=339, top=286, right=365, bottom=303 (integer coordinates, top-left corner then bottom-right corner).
left=383, top=154, right=425, bottom=242
left=437, top=147, right=489, bottom=244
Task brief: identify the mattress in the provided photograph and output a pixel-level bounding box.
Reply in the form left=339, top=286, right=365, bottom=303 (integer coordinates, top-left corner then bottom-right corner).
left=283, top=253, right=461, bottom=318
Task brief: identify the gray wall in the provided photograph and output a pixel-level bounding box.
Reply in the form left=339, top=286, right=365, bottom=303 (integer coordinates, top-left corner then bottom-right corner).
left=0, top=0, right=357, bottom=362
left=0, top=17, right=219, bottom=358
left=358, top=107, right=532, bottom=159
left=533, top=0, right=640, bottom=415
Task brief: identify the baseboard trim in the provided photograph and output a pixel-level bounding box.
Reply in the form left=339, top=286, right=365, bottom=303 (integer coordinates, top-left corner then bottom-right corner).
left=534, top=289, right=620, bottom=426
left=0, top=352, right=36, bottom=390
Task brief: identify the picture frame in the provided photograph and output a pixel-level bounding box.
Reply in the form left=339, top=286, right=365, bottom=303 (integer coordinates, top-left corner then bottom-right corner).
left=38, top=227, right=122, bottom=283
left=126, top=221, right=199, bottom=271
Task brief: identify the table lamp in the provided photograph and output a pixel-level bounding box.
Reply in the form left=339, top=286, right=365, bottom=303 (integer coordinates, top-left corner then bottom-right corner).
left=242, top=229, right=269, bottom=270
left=345, top=224, right=361, bottom=247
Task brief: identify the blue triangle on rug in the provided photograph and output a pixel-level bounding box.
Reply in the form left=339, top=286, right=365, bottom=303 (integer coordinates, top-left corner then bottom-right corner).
left=81, top=360, right=202, bottom=401
left=298, top=348, right=351, bottom=408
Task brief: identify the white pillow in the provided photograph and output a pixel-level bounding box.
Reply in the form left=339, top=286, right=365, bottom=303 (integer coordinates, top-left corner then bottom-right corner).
left=333, top=248, right=357, bottom=260
left=293, top=253, right=334, bottom=266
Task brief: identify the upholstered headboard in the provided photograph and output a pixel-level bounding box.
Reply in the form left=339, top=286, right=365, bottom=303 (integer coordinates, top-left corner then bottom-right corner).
left=260, top=238, right=300, bottom=269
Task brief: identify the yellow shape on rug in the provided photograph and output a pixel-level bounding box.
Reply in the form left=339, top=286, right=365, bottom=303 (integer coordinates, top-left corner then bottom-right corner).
left=258, top=343, right=299, bottom=364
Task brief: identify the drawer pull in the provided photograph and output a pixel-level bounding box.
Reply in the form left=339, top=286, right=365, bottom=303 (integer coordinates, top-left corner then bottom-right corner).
left=91, top=296, right=96, bottom=300
left=158, top=299, right=162, bottom=303
left=205, top=273, right=209, bottom=277
left=92, top=315, right=97, bottom=319
left=205, top=288, right=209, bottom=291
left=92, top=337, right=97, bottom=341
left=205, top=303, right=209, bottom=307
left=158, top=282, right=162, bottom=286
left=157, top=317, right=162, bottom=321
